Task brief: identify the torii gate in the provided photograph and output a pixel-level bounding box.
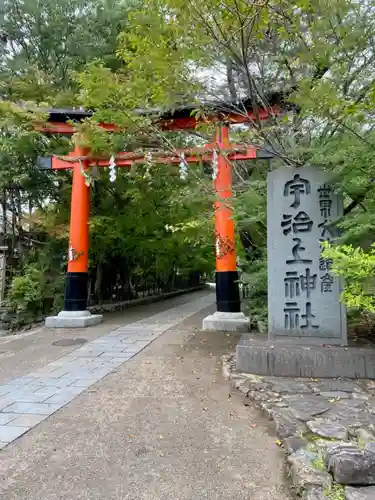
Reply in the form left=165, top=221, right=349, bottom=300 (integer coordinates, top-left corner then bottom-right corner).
left=37, top=99, right=279, bottom=330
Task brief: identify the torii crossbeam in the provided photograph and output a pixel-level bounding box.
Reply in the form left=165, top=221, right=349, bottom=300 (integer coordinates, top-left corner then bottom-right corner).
left=38, top=100, right=279, bottom=330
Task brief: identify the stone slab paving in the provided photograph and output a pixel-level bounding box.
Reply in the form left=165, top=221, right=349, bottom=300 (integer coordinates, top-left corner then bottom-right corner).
left=0, top=290, right=211, bottom=387
left=0, top=293, right=214, bottom=448
left=224, top=354, right=375, bottom=499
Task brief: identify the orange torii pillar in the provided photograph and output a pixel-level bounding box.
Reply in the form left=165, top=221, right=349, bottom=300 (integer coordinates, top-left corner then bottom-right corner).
left=45, top=141, right=102, bottom=328
left=202, top=124, right=249, bottom=332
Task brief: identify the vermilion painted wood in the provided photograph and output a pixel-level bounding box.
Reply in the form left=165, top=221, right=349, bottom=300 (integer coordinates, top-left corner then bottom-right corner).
left=214, top=126, right=237, bottom=273
left=35, top=122, right=119, bottom=134
left=67, top=144, right=90, bottom=274
left=49, top=146, right=257, bottom=170
left=37, top=104, right=281, bottom=135
left=37, top=97, right=272, bottom=315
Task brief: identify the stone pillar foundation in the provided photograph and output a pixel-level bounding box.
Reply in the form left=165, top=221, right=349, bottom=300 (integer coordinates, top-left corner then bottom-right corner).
left=45, top=310, right=103, bottom=328
left=202, top=311, right=249, bottom=332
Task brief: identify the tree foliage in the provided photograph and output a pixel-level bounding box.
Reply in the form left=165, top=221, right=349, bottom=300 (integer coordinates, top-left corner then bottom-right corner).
left=0, top=0, right=214, bottom=326
left=74, top=0, right=375, bottom=320
left=3, top=0, right=375, bottom=328
left=322, top=243, right=375, bottom=313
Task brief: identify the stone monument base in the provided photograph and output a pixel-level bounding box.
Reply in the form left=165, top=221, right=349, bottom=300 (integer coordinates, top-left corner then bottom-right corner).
left=45, top=310, right=103, bottom=328
left=202, top=311, right=249, bottom=332
left=236, top=334, right=375, bottom=379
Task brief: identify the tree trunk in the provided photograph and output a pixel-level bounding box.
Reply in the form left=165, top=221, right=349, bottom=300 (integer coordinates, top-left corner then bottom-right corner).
left=239, top=229, right=261, bottom=262
left=16, top=187, right=24, bottom=262
left=10, top=188, right=16, bottom=255
left=1, top=190, right=6, bottom=246
left=226, top=57, right=237, bottom=101
left=94, top=262, right=103, bottom=304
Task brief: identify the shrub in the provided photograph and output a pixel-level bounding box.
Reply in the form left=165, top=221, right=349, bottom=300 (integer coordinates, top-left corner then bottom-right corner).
left=6, top=264, right=64, bottom=326
left=322, top=242, right=375, bottom=313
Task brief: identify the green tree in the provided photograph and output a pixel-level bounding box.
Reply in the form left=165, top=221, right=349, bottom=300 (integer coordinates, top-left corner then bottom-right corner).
left=0, top=0, right=214, bottom=326
left=74, top=0, right=375, bottom=321
left=0, top=0, right=132, bottom=104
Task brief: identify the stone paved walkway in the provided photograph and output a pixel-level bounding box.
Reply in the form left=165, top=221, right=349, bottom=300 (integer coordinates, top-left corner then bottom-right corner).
left=0, top=292, right=288, bottom=500
left=0, top=293, right=214, bottom=448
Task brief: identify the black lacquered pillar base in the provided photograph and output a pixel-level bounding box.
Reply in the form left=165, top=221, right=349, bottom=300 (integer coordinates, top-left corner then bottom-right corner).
left=63, top=272, right=88, bottom=312
left=203, top=272, right=248, bottom=331
left=45, top=271, right=102, bottom=328
left=216, top=271, right=241, bottom=313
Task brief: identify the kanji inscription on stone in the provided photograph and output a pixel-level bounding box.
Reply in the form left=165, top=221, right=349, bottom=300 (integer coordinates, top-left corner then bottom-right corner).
left=318, top=184, right=333, bottom=218
left=267, top=166, right=347, bottom=344
left=281, top=211, right=313, bottom=235
left=284, top=268, right=317, bottom=299
left=283, top=302, right=319, bottom=329
left=319, top=257, right=332, bottom=271
left=284, top=174, right=311, bottom=208
left=286, top=238, right=312, bottom=264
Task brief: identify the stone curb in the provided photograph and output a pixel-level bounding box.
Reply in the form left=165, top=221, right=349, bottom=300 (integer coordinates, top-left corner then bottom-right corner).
left=223, top=354, right=375, bottom=500
left=88, top=286, right=206, bottom=314
left=0, top=287, right=207, bottom=337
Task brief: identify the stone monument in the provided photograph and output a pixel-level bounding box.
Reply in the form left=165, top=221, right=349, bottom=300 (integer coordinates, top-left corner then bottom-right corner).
left=267, top=166, right=347, bottom=345
left=236, top=167, right=355, bottom=378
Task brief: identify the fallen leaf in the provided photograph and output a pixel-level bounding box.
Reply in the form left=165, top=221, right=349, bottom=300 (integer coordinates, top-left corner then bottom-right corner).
left=202, top=407, right=208, bottom=411
left=275, top=440, right=283, bottom=447
left=249, top=424, right=258, bottom=428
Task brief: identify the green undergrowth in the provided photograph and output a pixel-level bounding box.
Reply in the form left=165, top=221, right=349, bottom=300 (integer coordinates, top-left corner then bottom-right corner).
left=302, top=431, right=338, bottom=444
left=324, top=484, right=345, bottom=500
left=311, top=452, right=325, bottom=471
left=299, top=439, right=346, bottom=500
